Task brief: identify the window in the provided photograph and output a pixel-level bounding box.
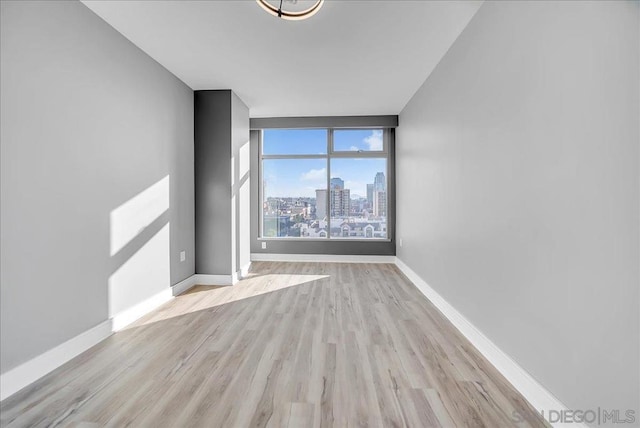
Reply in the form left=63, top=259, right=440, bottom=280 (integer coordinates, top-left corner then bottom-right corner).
left=260, top=128, right=390, bottom=240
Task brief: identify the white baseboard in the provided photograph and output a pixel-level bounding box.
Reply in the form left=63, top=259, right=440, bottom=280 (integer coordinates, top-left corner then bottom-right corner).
left=251, top=253, right=396, bottom=264
left=0, top=320, right=113, bottom=402
left=175, top=273, right=239, bottom=289
left=172, top=272, right=237, bottom=294
left=172, top=274, right=198, bottom=296
left=111, top=288, right=174, bottom=331
left=394, top=257, right=582, bottom=428
left=192, top=273, right=234, bottom=286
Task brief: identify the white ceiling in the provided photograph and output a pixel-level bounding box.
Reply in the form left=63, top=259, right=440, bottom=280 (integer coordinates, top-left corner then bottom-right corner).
left=82, top=0, right=482, bottom=118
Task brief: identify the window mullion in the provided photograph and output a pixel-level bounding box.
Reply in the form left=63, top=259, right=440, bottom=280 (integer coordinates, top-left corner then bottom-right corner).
left=326, top=129, right=332, bottom=240
left=261, top=154, right=327, bottom=160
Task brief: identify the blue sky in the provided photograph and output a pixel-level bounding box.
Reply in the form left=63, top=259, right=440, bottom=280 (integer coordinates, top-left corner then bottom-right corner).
left=263, top=129, right=327, bottom=155
left=263, top=129, right=386, bottom=198
left=334, top=129, right=383, bottom=151
left=263, top=129, right=383, bottom=154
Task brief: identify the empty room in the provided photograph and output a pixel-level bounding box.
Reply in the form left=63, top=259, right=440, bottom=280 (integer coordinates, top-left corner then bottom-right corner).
left=1, top=0, right=638, bottom=427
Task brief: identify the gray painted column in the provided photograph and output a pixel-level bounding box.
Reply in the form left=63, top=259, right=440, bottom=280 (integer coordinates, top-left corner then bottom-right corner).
left=195, top=90, right=250, bottom=277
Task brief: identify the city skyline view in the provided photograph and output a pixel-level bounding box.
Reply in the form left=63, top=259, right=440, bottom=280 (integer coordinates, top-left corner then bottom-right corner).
left=262, top=167, right=388, bottom=239
left=262, top=128, right=389, bottom=239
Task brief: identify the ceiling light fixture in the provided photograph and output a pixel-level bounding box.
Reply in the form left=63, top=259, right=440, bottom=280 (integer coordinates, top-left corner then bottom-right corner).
left=256, top=0, right=324, bottom=21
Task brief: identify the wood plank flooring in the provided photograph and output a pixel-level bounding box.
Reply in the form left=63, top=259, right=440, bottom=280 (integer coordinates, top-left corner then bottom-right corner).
left=0, top=262, right=548, bottom=427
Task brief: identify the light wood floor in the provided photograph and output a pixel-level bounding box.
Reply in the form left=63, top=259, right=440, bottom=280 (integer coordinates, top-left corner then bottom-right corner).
left=1, top=262, right=547, bottom=427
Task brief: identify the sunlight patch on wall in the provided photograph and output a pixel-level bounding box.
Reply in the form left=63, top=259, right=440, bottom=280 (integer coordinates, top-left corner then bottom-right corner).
left=110, top=175, right=170, bottom=256
left=108, top=223, right=171, bottom=319
left=239, top=141, right=250, bottom=179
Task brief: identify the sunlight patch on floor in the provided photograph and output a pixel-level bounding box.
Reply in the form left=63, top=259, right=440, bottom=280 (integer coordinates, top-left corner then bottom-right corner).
left=124, top=273, right=331, bottom=328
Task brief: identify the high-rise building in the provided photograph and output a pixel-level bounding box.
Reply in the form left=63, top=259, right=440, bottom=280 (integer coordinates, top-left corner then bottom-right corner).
left=315, top=189, right=327, bottom=219
left=367, top=183, right=374, bottom=205
left=328, top=177, right=349, bottom=217
left=330, top=177, right=344, bottom=190
left=374, top=172, right=386, bottom=191
left=373, top=190, right=386, bottom=217
left=330, top=188, right=350, bottom=217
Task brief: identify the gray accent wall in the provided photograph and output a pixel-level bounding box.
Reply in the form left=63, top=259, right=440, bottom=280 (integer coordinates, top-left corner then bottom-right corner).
left=195, top=90, right=250, bottom=275
left=195, top=91, right=232, bottom=275
left=396, top=0, right=639, bottom=421
left=0, top=1, right=195, bottom=374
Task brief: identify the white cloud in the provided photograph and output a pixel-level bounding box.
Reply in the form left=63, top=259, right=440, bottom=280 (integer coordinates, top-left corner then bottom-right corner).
left=350, top=145, right=359, bottom=151
left=345, top=180, right=365, bottom=196
left=300, top=167, right=326, bottom=181
left=364, top=130, right=383, bottom=151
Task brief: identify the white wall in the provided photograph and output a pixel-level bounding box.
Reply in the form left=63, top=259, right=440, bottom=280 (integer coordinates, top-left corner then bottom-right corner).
left=0, top=1, right=195, bottom=374
left=397, top=0, right=639, bottom=422
left=232, top=92, right=251, bottom=276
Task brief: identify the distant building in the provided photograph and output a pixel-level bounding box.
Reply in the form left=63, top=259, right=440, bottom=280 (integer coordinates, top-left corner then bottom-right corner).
left=262, top=215, right=292, bottom=237
left=315, top=189, right=327, bottom=219
left=351, top=197, right=367, bottom=214
left=330, top=177, right=344, bottom=190
left=330, top=188, right=350, bottom=217
left=367, top=183, right=374, bottom=205
left=333, top=220, right=387, bottom=239
left=374, top=172, right=386, bottom=191
left=373, top=190, right=386, bottom=217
